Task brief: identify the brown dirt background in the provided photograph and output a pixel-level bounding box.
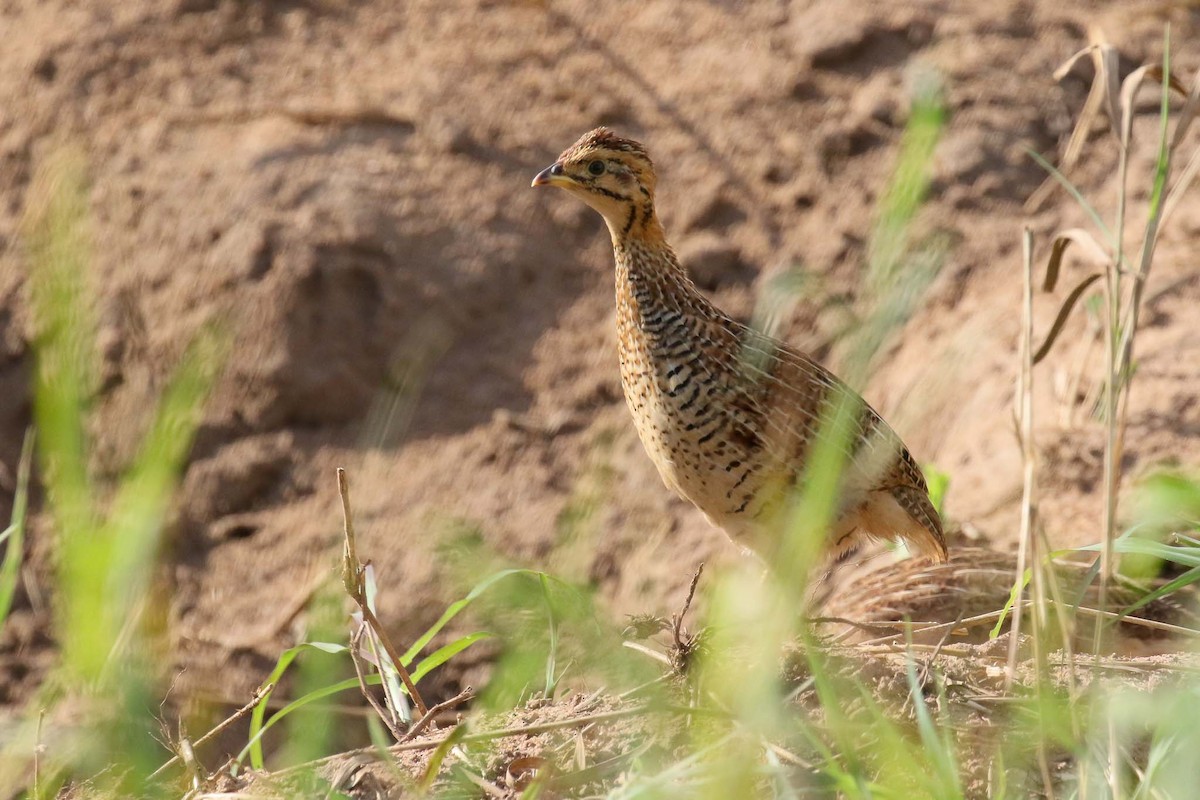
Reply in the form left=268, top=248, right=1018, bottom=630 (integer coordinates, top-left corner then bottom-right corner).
left=2, top=0, right=1200, bottom=724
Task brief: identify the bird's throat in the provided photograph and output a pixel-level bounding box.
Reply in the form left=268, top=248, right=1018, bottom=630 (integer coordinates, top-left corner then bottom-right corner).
left=606, top=200, right=666, bottom=249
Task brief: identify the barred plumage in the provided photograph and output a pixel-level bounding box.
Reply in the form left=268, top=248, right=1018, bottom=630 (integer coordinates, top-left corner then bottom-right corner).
left=533, top=128, right=946, bottom=564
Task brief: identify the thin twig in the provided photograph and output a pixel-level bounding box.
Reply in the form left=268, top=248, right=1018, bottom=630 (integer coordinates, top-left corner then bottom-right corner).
left=669, top=562, right=705, bottom=674
left=622, top=640, right=672, bottom=666
left=270, top=701, right=669, bottom=779
left=1008, top=227, right=1039, bottom=691
left=359, top=604, right=429, bottom=717
left=617, top=674, right=670, bottom=700
left=348, top=625, right=406, bottom=740
left=398, top=687, right=475, bottom=744
left=359, top=613, right=411, bottom=729
left=677, top=563, right=704, bottom=628
left=850, top=643, right=1006, bottom=659
left=337, top=468, right=429, bottom=717
left=671, top=563, right=703, bottom=650
left=854, top=604, right=1020, bottom=647
left=391, top=703, right=689, bottom=752
left=918, top=609, right=963, bottom=686
left=1072, top=604, right=1198, bottom=637
left=149, top=684, right=275, bottom=781
left=848, top=595, right=1196, bottom=649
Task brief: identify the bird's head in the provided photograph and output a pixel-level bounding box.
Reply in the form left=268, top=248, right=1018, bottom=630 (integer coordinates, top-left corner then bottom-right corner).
left=532, top=128, right=661, bottom=243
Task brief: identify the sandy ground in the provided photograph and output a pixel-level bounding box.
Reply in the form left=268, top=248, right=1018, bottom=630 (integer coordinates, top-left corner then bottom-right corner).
left=2, top=0, right=1199, bottom=731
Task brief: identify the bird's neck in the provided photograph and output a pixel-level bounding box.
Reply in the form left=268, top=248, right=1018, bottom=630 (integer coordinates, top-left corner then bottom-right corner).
left=610, top=201, right=687, bottom=277
left=603, top=199, right=668, bottom=250
left=613, top=230, right=692, bottom=300
left=611, top=219, right=710, bottom=348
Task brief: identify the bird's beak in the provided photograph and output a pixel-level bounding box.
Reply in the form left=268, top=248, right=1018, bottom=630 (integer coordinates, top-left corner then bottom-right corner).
left=531, top=162, right=569, bottom=188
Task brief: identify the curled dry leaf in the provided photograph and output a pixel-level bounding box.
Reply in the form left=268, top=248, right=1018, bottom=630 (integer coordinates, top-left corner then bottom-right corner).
left=1042, top=228, right=1109, bottom=292
left=1033, top=273, right=1103, bottom=366
left=1032, top=227, right=1110, bottom=366
left=505, top=755, right=551, bottom=790
left=1117, top=63, right=1187, bottom=151
left=1170, top=69, right=1200, bottom=151
left=1162, top=146, right=1200, bottom=227
left=1026, top=41, right=1116, bottom=211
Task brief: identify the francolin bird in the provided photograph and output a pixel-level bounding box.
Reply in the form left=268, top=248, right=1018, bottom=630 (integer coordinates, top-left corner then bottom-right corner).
left=532, top=128, right=946, bottom=565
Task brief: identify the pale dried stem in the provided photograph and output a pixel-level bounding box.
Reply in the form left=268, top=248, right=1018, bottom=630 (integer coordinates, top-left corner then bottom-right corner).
left=149, top=684, right=276, bottom=782
left=347, top=625, right=406, bottom=741
left=1007, top=228, right=1040, bottom=691
left=397, top=687, right=475, bottom=744
left=337, top=468, right=429, bottom=717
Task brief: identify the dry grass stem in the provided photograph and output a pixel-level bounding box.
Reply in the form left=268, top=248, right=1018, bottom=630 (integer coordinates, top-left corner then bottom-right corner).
left=347, top=625, right=406, bottom=741
left=1008, top=228, right=1042, bottom=691
left=337, top=468, right=429, bottom=718
left=149, top=684, right=276, bottom=781
left=397, top=687, right=475, bottom=744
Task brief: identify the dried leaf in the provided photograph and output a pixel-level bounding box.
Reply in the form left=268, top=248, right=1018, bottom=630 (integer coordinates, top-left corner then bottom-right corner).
left=1042, top=228, right=1109, bottom=292
left=1117, top=63, right=1190, bottom=152
left=1033, top=272, right=1103, bottom=365
left=1098, top=43, right=1122, bottom=143
left=1052, top=44, right=1098, bottom=81
left=1171, top=72, right=1200, bottom=151
left=1026, top=42, right=1122, bottom=211
left=419, top=724, right=467, bottom=791
left=1143, top=64, right=1189, bottom=98
left=506, top=755, right=550, bottom=790
left=1162, top=144, right=1200, bottom=227
left=1119, top=64, right=1156, bottom=150
left=1027, top=45, right=1111, bottom=212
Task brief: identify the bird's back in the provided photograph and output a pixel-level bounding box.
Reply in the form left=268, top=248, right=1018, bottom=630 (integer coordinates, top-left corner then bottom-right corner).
left=529, top=125, right=945, bottom=564
left=614, top=239, right=945, bottom=562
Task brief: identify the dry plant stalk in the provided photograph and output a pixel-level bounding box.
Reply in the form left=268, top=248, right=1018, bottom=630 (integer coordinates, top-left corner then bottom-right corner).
left=148, top=683, right=276, bottom=781
left=996, top=35, right=1200, bottom=794
left=337, top=467, right=430, bottom=719
left=1007, top=228, right=1041, bottom=692
left=1024, top=33, right=1200, bottom=651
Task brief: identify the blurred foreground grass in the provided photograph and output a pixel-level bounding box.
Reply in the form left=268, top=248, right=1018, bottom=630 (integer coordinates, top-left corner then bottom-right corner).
left=3, top=41, right=1200, bottom=800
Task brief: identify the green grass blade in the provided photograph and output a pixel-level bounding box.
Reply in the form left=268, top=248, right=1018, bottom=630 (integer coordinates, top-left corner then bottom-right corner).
left=991, top=567, right=1032, bottom=639
left=241, top=674, right=368, bottom=767
left=1132, top=37, right=1173, bottom=285
left=1078, top=537, right=1200, bottom=568
left=364, top=714, right=391, bottom=751
left=539, top=573, right=560, bottom=696
left=903, top=641, right=960, bottom=794
left=1118, top=565, right=1200, bottom=619
left=418, top=723, right=468, bottom=791
left=1135, top=471, right=1200, bottom=529
left=399, top=568, right=537, bottom=666
left=103, top=325, right=226, bottom=635
left=242, top=641, right=348, bottom=771
left=410, top=631, right=494, bottom=684
left=26, top=150, right=95, bottom=540
left=922, top=464, right=950, bottom=518
left=868, top=73, right=945, bottom=279
left=0, top=430, right=34, bottom=624
left=1026, top=148, right=1119, bottom=253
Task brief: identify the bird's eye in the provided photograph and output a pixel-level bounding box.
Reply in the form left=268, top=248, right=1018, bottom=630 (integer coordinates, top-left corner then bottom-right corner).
left=587, top=160, right=606, bottom=176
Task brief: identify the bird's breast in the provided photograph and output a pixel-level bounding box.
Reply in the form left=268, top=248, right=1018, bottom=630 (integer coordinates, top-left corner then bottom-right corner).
left=614, top=273, right=772, bottom=533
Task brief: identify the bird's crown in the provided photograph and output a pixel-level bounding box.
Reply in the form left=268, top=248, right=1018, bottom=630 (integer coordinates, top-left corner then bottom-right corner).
left=558, top=127, right=652, bottom=167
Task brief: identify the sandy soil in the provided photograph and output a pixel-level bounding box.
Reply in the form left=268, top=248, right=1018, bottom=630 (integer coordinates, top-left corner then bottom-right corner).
left=2, top=0, right=1199, bottom=746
